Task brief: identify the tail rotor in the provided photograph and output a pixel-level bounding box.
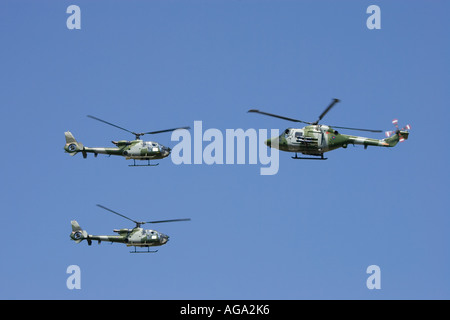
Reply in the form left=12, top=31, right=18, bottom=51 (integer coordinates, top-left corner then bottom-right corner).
left=64, top=131, right=87, bottom=158
left=385, top=119, right=411, bottom=142
left=70, top=220, right=90, bottom=244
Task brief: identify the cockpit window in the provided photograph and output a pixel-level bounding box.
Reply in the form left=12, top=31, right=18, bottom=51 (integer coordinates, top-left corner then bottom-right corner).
left=285, top=129, right=290, bottom=135
left=295, top=132, right=303, bottom=137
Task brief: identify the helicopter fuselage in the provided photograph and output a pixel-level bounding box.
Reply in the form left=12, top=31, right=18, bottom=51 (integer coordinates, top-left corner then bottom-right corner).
left=249, top=99, right=410, bottom=159
left=64, top=133, right=171, bottom=160
left=115, top=227, right=169, bottom=247
left=71, top=225, right=169, bottom=247
left=266, top=125, right=404, bottom=156
left=70, top=207, right=189, bottom=253
left=86, top=140, right=171, bottom=160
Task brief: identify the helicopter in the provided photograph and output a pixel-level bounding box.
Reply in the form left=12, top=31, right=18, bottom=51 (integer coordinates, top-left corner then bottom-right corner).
left=64, top=115, right=190, bottom=166
left=70, top=204, right=191, bottom=253
left=248, top=98, right=411, bottom=160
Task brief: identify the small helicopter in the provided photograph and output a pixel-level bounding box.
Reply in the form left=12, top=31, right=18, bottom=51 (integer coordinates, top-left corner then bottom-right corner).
left=64, top=115, right=190, bottom=166
left=70, top=205, right=191, bottom=253
left=248, top=98, right=410, bottom=160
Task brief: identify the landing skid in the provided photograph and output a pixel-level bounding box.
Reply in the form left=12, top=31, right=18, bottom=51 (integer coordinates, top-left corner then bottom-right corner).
left=129, top=159, right=159, bottom=167
left=130, top=247, right=158, bottom=254
left=292, top=153, right=327, bottom=160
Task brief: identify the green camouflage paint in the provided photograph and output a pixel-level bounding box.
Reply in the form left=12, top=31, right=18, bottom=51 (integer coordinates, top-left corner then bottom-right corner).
left=265, top=125, right=409, bottom=156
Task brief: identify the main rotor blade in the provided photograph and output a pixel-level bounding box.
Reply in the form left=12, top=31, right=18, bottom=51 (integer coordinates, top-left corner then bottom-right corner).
left=96, top=204, right=138, bottom=224
left=247, top=109, right=311, bottom=124
left=146, top=218, right=191, bottom=224
left=143, top=126, right=191, bottom=135
left=87, top=115, right=135, bottom=135
left=329, top=125, right=382, bottom=133
left=315, top=98, right=340, bottom=124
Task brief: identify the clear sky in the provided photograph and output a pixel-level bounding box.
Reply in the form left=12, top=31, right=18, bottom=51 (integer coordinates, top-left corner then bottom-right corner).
left=0, top=0, right=448, bottom=299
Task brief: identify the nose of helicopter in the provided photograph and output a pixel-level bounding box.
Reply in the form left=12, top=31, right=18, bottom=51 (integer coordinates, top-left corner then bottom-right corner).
left=160, top=146, right=171, bottom=158
left=265, top=137, right=280, bottom=148
left=160, top=233, right=169, bottom=244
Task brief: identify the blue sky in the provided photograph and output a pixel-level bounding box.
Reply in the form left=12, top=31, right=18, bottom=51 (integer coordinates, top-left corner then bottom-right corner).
left=0, top=0, right=448, bottom=299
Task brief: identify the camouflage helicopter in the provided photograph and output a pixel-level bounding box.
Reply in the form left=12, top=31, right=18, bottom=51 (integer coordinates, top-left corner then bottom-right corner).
left=248, top=98, right=410, bottom=160
left=70, top=205, right=191, bottom=253
left=64, top=115, right=190, bottom=166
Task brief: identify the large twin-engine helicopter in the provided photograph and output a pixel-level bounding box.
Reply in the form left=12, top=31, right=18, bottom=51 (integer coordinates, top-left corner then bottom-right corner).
left=248, top=98, right=411, bottom=160
left=70, top=205, right=191, bottom=253
left=64, top=115, right=190, bottom=166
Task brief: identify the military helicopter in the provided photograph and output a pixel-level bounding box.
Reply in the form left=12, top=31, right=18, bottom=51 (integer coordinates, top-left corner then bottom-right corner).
left=248, top=98, right=410, bottom=160
left=64, top=115, right=190, bottom=166
left=70, top=205, right=191, bottom=253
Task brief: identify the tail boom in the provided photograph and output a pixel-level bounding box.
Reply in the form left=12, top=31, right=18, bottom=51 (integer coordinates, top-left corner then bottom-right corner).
left=343, top=129, right=409, bottom=149
left=383, top=130, right=409, bottom=147
left=64, top=131, right=121, bottom=158
left=70, top=220, right=125, bottom=245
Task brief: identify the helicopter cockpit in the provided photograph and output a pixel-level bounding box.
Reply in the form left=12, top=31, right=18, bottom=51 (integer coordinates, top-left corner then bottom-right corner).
left=145, top=141, right=160, bottom=152
left=284, top=128, right=293, bottom=137
left=144, top=142, right=171, bottom=156
left=283, top=128, right=305, bottom=139
left=145, top=230, right=169, bottom=244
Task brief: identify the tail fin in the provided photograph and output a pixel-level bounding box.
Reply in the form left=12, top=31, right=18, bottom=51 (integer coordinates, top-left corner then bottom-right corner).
left=70, top=220, right=88, bottom=243
left=64, top=132, right=86, bottom=158
left=384, top=130, right=409, bottom=147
